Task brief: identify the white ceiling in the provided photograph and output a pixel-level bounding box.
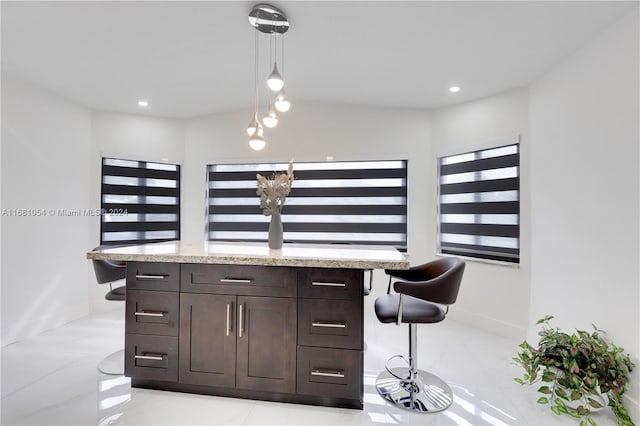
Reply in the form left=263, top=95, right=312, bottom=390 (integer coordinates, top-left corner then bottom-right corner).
left=2, top=1, right=636, bottom=118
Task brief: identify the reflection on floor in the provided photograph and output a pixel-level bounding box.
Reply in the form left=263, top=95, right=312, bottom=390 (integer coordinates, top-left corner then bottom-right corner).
left=1, top=304, right=620, bottom=425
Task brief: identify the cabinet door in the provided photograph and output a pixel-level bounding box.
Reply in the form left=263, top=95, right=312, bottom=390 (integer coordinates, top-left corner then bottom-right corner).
left=236, top=296, right=296, bottom=393
left=179, top=293, right=236, bottom=387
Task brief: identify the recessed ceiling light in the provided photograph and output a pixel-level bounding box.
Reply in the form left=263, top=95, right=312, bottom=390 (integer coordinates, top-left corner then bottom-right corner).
left=449, top=86, right=461, bottom=93
left=137, top=100, right=149, bottom=107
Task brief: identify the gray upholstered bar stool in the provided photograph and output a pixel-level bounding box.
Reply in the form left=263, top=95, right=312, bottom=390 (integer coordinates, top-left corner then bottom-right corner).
left=92, top=247, right=127, bottom=375
left=374, top=257, right=465, bottom=413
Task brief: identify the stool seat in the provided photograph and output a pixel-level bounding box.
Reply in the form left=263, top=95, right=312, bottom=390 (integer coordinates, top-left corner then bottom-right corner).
left=375, top=294, right=445, bottom=324
left=105, top=285, right=126, bottom=301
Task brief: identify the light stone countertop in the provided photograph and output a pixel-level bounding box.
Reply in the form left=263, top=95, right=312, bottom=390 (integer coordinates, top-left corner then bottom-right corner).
left=86, top=241, right=410, bottom=270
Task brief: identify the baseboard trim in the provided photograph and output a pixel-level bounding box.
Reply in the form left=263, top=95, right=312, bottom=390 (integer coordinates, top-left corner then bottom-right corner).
left=448, top=309, right=527, bottom=340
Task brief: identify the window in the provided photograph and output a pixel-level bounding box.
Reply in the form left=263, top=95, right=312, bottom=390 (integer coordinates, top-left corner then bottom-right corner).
left=438, top=143, right=520, bottom=263
left=100, top=157, right=180, bottom=246
left=207, top=160, right=407, bottom=250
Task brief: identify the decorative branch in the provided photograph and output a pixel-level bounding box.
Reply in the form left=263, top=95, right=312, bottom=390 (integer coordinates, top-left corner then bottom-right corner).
left=256, top=161, right=294, bottom=216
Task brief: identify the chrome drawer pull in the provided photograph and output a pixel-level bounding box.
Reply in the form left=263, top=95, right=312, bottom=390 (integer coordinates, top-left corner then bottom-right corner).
left=135, top=274, right=167, bottom=280
left=135, top=310, right=166, bottom=317
left=226, top=303, right=230, bottom=337
left=311, top=282, right=346, bottom=287
left=238, top=304, right=244, bottom=338
left=134, top=353, right=164, bottom=361
left=220, top=278, right=253, bottom=283
left=311, top=321, right=346, bottom=328
left=311, top=369, right=345, bottom=378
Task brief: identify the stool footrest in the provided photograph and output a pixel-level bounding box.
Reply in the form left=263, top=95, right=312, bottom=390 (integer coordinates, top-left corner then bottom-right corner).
left=384, top=354, right=411, bottom=381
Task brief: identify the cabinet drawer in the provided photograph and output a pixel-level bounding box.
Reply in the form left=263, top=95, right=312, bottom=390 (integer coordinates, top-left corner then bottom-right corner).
left=297, top=346, right=362, bottom=399
left=125, top=334, right=178, bottom=382
left=126, top=290, right=179, bottom=336
left=181, top=264, right=296, bottom=297
left=298, top=299, right=362, bottom=350
left=298, top=268, right=362, bottom=300
left=126, top=262, right=179, bottom=292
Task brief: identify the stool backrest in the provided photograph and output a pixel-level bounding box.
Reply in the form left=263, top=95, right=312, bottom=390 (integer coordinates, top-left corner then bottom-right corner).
left=91, top=246, right=126, bottom=285
left=393, top=257, right=465, bottom=305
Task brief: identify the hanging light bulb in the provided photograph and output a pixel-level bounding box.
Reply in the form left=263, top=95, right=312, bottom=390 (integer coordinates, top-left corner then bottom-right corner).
left=247, top=113, right=261, bottom=136
left=274, top=89, right=291, bottom=112
left=262, top=104, right=279, bottom=128
left=249, top=130, right=266, bottom=151
left=267, top=63, right=284, bottom=92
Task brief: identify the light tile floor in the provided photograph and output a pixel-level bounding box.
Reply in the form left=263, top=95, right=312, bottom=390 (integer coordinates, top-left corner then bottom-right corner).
left=1, top=304, right=619, bottom=425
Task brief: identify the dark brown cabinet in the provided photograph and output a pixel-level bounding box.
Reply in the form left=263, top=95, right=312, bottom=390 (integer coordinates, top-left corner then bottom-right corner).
left=179, top=293, right=236, bottom=387
left=296, top=267, right=363, bottom=401
left=235, top=296, right=296, bottom=393
left=179, top=293, right=296, bottom=393
left=125, top=261, right=364, bottom=409
left=125, top=262, right=180, bottom=382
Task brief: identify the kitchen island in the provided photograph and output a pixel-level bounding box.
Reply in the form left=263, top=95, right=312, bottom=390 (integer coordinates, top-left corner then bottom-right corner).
left=87, top=241, right=409, bottom=409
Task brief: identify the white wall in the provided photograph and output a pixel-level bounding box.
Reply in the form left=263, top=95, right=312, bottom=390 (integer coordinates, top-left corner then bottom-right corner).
left=1, top=74, right=92, bottom=344
left=430, top=87, right=531, bottom=336
left=530, top=8, right=639, bottom=417
left=88, top=111, right=184, bottom=313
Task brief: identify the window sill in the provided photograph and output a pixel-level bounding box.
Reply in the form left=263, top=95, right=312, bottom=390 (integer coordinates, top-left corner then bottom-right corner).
left=435, top=252, right=521, bottom=269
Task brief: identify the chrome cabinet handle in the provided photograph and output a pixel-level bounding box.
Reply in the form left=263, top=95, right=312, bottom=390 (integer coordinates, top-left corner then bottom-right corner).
left=311, top=369, right=345, bottom=378
left=238, top=304, right=244, bottom=338
left=220, top=278, right=253, bottom=283
left=134, top=353, right=164, bottom=361
left=135, top=310, right=166, bottom=317
left=226, top=303, right=231, bottom=337
left=135, top=274, right=167, bottom=280
left=311, top=281, right=346, bottom=287
left=311, top=321, right=346, bottom=328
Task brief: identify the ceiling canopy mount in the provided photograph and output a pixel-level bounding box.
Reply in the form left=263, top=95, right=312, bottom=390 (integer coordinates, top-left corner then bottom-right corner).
left=248, top=3, right=289, bottom=34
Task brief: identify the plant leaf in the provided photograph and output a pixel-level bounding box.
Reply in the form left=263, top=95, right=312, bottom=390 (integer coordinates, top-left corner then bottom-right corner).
left=587, top=397, right=603, bottom=409
left=555, top=387, right=568, bottom=400
left=536, top=397, right=549, bottom=404
left=556, top=399, right=568, bottom=413
left=542, top=370, right=557, bottom=382
left=537, top=385, right=552, bottom=394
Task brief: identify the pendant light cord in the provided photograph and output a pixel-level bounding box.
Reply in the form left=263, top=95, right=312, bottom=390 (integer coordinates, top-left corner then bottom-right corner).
left=254, top=29, right=259, bottom=115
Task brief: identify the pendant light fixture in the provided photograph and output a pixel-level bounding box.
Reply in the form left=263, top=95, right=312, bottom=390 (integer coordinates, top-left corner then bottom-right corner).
left=267, top=64, right=284, bottom=92
left=267, top=32, right=284, bottom=92
left=246, top=29, right=265, bottom=150
left=274, top=31, right=290, bottom=112
left=274, top=89, right=291, bottom=112
left=263, top=104, right=279, bottom=128
left=247, top=3, right=290, bottom=150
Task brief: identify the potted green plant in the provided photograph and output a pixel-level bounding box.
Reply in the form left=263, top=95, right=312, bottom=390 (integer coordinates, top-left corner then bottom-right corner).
left=514, top=315, right=635, bottom=426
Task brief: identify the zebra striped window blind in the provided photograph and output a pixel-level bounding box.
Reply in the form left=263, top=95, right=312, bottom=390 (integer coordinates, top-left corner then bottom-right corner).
left=207, top=160, right=407, bottom=250
left=100, top=157, right=181, bottom=246
left=438, top=143, right=520, bottom=263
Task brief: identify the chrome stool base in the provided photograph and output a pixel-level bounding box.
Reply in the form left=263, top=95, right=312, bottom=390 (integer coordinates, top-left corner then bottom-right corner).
left=376, top=367, right=453, bottom=413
